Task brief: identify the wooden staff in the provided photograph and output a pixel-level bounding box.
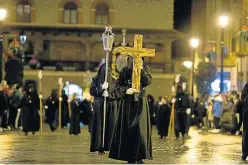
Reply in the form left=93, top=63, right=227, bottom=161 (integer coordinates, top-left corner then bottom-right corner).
left=58, top=77, right=63, bottom=131
left=66, top=81, right=71, bottom=118
left=168, top=85, right=177, bottom=138
left=38, top=70, right=43, bottom=133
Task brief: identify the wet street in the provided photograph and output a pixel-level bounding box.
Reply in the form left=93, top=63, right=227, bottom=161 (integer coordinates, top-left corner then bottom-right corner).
left=0, top=125, right=244, bottom=164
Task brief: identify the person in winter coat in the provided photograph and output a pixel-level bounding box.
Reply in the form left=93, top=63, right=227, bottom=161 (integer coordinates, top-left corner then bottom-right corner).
left=194, top=99, right=207, bottom=130
left=220, top=96, right=237, bottom=134
left=206, top=98, right=214, bottom=129
left=211, top=94, right=223, bottom=133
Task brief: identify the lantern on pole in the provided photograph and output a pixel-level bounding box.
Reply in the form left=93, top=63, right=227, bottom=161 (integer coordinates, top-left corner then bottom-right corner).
left=37, top=70, right=43, bottom=133
left=101, top=26, right=115, bottom=148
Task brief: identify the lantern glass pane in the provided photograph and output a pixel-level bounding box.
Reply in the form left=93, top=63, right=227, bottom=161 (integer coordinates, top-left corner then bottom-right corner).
left=102, top=35, right=107, bottom=50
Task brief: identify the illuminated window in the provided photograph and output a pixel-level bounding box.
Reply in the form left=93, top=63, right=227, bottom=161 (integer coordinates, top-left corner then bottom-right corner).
left=16, top=1, right=31, bottom=22
left=95, top=3, right=109, bottom=25
left=64, top=2, right=77, bottom=24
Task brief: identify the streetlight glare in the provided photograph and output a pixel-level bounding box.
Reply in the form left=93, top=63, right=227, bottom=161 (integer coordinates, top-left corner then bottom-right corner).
left=219, top=15, right=228, bottom=28
left=183, top=61, right=193, bottom=69
left=0, top=8, right=6, bottom=21
left=190, top=38, right=199, bottom=48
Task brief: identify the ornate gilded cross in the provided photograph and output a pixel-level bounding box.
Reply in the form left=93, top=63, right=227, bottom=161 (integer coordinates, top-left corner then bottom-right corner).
left=112, top=34, right=155, bottom=91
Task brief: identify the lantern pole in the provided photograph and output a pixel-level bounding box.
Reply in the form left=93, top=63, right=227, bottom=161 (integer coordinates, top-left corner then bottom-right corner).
left=101, top=26, right=115, bottom=149
left=38, top=70, right=43, bottom=133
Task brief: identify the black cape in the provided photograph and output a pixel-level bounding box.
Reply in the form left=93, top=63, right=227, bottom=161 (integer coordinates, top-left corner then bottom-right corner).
left=45, top=97, right=59, bottom=130
left=69, top=100, right=81, bottom=135
left=62, top=92, right=69, bottom=127
left=174, top=92, right=190, bottom=136
left=109, top=66, right=152, bottom=161
left=156, top=103, right=171, bottom=137
left=21, top=92, right=40, bottom=133
left=80, top=100, right=93, bottom=133
left=90, top=64, right=117, bottom=152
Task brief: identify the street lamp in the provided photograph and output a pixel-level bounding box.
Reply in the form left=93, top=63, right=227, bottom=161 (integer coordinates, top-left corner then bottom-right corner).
left=0, top=8, right=6, bottom=82
left=20, top=32, right=27, bottom=63
left=219, top=15, right=228, bottom=93
left=189, top=38, right=199, bottom=98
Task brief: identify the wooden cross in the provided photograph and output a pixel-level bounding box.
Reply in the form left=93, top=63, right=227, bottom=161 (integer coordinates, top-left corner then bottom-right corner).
left=113, top=34, right=155, bottom=91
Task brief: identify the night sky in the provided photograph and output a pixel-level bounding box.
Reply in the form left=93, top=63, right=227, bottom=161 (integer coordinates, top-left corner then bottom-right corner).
left=174, top=0, right=192, bottom=32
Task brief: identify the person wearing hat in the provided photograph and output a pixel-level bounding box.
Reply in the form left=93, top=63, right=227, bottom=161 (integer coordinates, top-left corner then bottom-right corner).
left=21, top=83, right=40, bottom=136
left=172, top=84, right=191, bottom=138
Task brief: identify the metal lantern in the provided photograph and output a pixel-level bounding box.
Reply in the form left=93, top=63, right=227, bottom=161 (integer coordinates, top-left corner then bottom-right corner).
left=20, top=32, right=27, bottom=45
left=102, top=26, right=115, bottom=52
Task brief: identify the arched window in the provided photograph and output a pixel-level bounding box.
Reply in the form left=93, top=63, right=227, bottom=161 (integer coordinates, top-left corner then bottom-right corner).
left=16, top=1, right=31, bottom=22
left=64, top=2, right=77, bottom=24
left=95, top=3, right=109, bottom=25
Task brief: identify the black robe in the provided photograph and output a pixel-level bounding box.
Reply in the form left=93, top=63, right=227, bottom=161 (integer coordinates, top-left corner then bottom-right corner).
left=45, top=97, right=59, bottom=130
left=156, top=103, right=171, bottom=137
left=21, top=92, right=40, bottom=133
left=90, top=64, right=117, bottom=152
left=241, top=83, right=248, bottom=157
left=69, top=100, right=81, bottom=135
left=174, top=92, right=190, bottom=137
left=80, top=100, right=93, bottom=133
left=61, top=93, right=69, bottom=128
left=0, top=91, right=7, bottom=116
left=109, top=66, right=152, bottom=161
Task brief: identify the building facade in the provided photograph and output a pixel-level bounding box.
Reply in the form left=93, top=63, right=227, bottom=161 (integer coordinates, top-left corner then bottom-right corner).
left=191, top=0, right=242, bottom=92
left=0, top=0, right=181, bottom=99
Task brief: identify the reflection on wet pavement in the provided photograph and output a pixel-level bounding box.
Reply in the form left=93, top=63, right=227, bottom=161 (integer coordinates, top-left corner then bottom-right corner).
left=0, top=126, right=244, bottom=164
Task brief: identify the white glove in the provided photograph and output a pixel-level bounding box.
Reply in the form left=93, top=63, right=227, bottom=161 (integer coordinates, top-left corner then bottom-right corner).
left=158, top=101, right=162, bottom=105
left=44, top=106, right=48, bottom=109
left=102, top=90, right=109, bottom=97
left=192, top=115, right=195, bottom=118
left=102, top=82, right=109, bottom=90
left=186, top=108, right=191, bottom=115
left=59, top=97, right=62, bottom=102
left=17, top=109, right=21, bottom=112
left=171, top=98, right=176, bottom=104
left=126, top=88, right=139, bottom=95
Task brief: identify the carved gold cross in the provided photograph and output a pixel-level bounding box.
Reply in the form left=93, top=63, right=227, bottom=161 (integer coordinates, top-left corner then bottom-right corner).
left=112, top=34, right=155, bottom=91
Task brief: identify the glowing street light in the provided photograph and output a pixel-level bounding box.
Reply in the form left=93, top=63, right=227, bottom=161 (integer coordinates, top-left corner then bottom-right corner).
left=219, top=15, right=228, bottom=93
left=0, top=8, right=7, bottom=22
left=190, top=38, right=199, bottom=49
left=189, top=37, right=199, bottom=99
left=219, top=15, right=228, bottom=28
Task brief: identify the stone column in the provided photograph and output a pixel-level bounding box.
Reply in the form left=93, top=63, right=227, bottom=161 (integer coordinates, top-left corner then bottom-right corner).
left=31, top=7, right=36, bottom=22
left=164, top=42, right=172, bottom=73
left=77, top=8, right=83, bottom=24
left=109, top=9, right=115, bottom=25
left=58, top=8, right=64, bottom=23
left=90, top=9, right=96, bottom=24
left=84, top=42, right=92, bottom=71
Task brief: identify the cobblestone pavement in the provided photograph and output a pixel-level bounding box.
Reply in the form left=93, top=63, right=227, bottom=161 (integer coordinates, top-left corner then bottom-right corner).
left=0, top=125, right=244, bottom=164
